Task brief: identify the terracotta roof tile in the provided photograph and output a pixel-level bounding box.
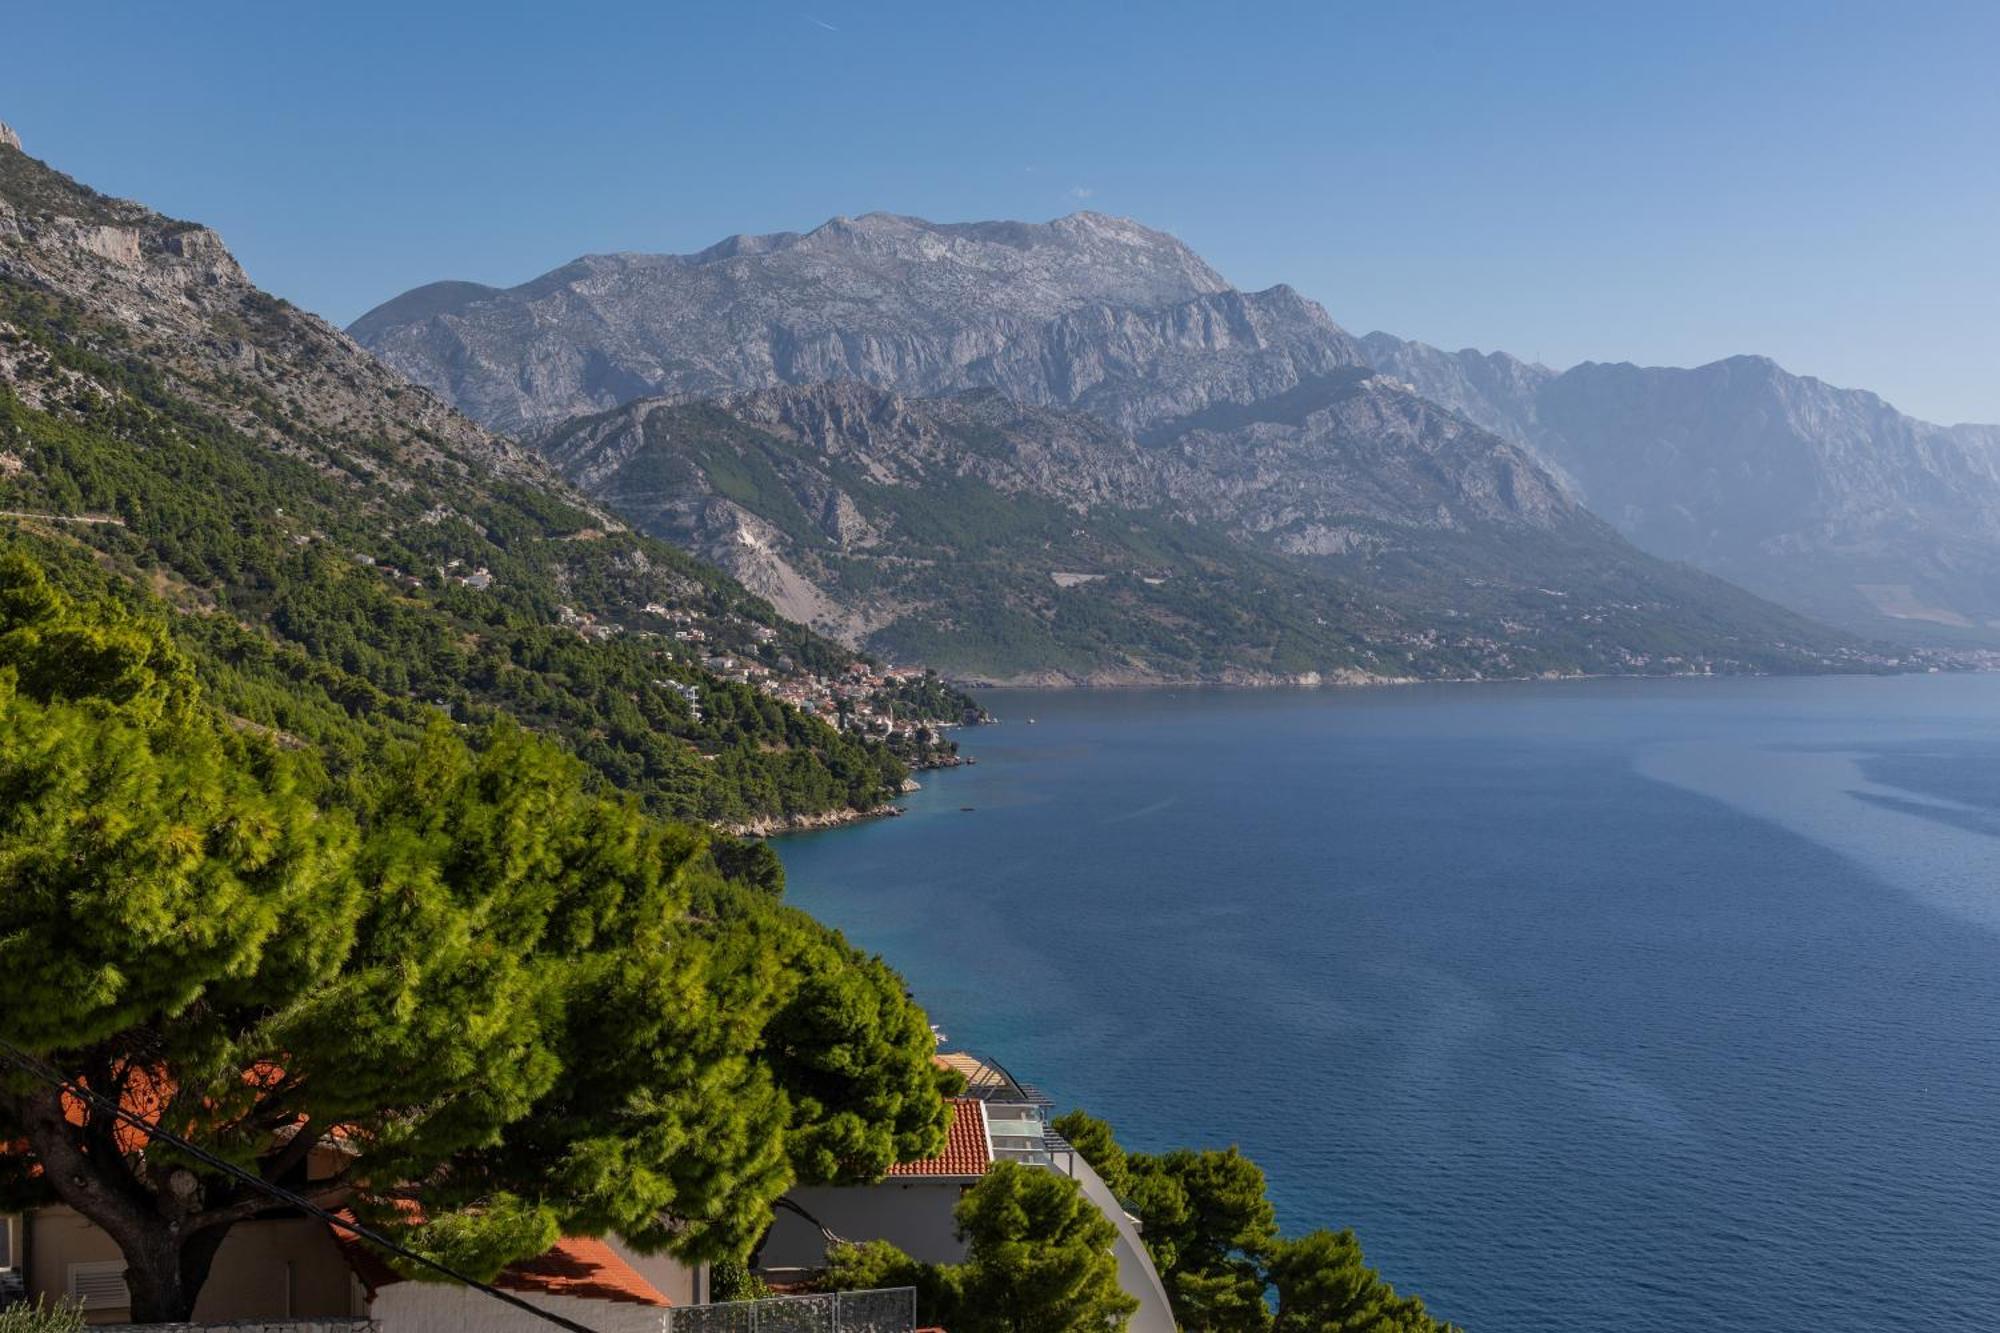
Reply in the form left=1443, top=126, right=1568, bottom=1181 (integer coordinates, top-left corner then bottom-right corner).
left=496, top=1235, right=672, bottom=1307
left=332, top=1213, right=670, bottom=1308
left=885, top=1099, right=989, bottom=1178
left=2, top=1061, right=303, bottom=1167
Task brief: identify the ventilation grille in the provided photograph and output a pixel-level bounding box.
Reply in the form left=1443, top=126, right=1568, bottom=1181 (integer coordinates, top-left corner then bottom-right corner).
left=67, top=1260, right=130, bottom=1309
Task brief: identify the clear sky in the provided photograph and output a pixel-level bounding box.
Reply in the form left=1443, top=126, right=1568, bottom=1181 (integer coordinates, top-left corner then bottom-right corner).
left=9, top=1, right=1998, bottom=423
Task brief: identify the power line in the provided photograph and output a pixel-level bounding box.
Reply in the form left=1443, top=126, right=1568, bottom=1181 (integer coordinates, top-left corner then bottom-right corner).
left=0, top=1037, right=605, bottom=1333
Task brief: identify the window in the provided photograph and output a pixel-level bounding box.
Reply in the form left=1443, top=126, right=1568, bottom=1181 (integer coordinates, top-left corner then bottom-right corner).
left=0, top=1214, right=15, bottom=1269
left=67, top=1260, right=131, bottom=1310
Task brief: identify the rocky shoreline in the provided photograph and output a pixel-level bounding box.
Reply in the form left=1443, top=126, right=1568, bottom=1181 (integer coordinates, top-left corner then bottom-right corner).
left=724, top=803, right=906, bottom=839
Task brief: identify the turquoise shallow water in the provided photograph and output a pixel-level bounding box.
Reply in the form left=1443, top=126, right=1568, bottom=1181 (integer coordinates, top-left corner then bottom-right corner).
left=778, top=675, right=2000, bottom=1332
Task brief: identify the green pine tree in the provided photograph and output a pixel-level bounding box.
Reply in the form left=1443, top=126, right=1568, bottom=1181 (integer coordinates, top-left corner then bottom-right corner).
left=1270, top=1229, right=1459, bottom=1333
left=0, top=554, right=949, bottom=1321
left=952, top=1161, right=1140, bottom=1332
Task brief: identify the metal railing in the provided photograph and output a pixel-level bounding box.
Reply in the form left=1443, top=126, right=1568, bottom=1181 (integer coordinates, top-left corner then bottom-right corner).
left=667, top=1287, right=917, bottom=1333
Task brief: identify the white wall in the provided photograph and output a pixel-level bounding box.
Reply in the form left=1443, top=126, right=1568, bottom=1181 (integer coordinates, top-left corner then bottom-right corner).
left=755, top=1183, right=969, bottom=1270
left=195, top=1218, right=360, bottom=1321
left=1069, top=1156, right=1178, bottom=1333
left=604, top=1236, right=702, bottom=1308
left=28, top=1207, right=360, bottom=1325
left=370, top=1280, right=667, bottom=1333
left=29, top=1206, right=130, bottom=1325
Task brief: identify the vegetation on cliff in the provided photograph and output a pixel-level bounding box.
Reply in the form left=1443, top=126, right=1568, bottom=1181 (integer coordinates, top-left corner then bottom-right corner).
left=0, top=553, right=958, bottom=1321
left=0, top=135, right=977, bottom=824
left=1053, top=1110, right=1459, bottom=1332
left=534, top=384, right=1885, bottom=685
left=819, top=1161, right=1139, bottom=1332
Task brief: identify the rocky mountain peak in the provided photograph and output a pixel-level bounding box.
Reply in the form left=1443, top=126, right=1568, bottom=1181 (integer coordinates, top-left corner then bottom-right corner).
left=0, top=123, right=21, bottom=152
left=350, top=209, right=1340, bottom=433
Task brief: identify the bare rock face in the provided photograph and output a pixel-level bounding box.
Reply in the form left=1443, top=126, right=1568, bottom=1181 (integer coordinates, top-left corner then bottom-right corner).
left=0, top=124, right=20, bottom=152
left=0, top=132, right=546, bottom=486
left=527, top=379, right=1865, bottom=682
left=1358, top=333, right=1557, bottom=451
left=351, top=212, right=1369, bottom=436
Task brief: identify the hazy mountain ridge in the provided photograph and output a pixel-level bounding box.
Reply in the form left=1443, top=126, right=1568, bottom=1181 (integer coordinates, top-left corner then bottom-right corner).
left=358, top=208, right=1913, bottom=681
left=1362, top=331, right=2000, bottom=642
left=1358, top=332, right=1556, bottom=450
left=533, top=380, right=1877, bottom=683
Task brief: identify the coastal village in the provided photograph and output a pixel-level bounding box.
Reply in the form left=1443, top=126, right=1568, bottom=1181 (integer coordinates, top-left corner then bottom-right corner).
left=359, top=550, right=976, bottom=757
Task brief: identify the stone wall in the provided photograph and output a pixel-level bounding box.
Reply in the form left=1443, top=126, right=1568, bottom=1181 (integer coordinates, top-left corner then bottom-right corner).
left=96, top=1321, right=376, bottom=1332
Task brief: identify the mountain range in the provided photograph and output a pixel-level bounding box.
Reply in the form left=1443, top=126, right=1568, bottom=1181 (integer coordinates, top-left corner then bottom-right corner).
left=1363, top=335, right=2000, bottom=645
left=347, top=212, right=1363, bottom=438
left=352, top=212, right=1906, bottom=683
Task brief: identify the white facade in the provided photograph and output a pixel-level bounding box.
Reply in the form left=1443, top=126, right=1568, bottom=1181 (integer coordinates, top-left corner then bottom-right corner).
left=758, top=1181, right=971, bottom=1270
left=368, top=1280, right=668, bottom=1333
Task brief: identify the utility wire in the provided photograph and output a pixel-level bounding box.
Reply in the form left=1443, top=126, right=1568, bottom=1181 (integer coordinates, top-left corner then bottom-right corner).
left=0, top=1036, right=606, bottom=1333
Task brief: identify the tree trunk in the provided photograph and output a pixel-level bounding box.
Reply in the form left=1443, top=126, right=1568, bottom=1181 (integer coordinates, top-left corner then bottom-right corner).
left=121, top=1231, right=200, bottom=1324
left=54, top=1207, right=233, bottom=1323
left=8, top=1084, right=237, bottom=1322
left=77, top=1211, right=233, bottom=1322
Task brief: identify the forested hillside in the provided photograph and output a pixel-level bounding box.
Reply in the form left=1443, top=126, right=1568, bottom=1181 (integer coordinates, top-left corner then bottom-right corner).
left=0, top=136, right=975, bottom=827
left=0, top=548, right=958, bottom=1319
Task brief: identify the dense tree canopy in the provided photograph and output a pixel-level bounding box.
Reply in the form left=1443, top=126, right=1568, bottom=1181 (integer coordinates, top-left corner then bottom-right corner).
left=953, top=1161, right=1140, bottom=1332
left=821, top=1160, right=1138, bottom=1333
left=1269, top=1229, right=1450, bottom=1333
left=0, top=554, right=953, bottom=1321
left=0, top=287, right=966, bottom=828
left=1128, top=1146, right=1278, bottom=1332
left=1052, top=1110, right=1459, bottom=1333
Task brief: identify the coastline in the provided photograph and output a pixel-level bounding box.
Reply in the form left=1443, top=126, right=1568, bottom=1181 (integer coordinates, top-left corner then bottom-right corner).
left=725, top=803, right=906, bottom=838
left=772, top=675, right=2000, bottom=1332
left=724, top=721, right=982, bottom=838
left=942, top=658, right=1977, bottom=691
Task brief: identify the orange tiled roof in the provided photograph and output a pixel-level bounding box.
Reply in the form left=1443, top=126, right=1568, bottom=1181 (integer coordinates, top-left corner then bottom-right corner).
left=334, top=1214, right=671, bottom=1308
left=0, top=1061, right=296, bottom=1163
left=495, top=1235, right=672, bottom=1307
left=885, top=1098, right=989, bottom=1178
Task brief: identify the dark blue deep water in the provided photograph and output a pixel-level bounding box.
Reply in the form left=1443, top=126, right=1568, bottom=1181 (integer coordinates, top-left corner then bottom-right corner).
left=778, top=676, right=2000, bottom=1333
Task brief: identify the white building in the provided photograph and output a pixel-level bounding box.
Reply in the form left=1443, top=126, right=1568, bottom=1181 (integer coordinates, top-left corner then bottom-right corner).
left=756, top=1052, right=1177, bottom=1333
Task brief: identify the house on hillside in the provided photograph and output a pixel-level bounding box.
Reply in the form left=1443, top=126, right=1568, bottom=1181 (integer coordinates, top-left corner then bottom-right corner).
left=755, top=1051, right=1177, bottom=1333
left=3, top=1201, right=922, bottom=1333
left=1, top=1042, right=939, bottom=1332
left=0, top=1080, right=706, bottom=1329
left=2, top=1195, right=697, bottom=1329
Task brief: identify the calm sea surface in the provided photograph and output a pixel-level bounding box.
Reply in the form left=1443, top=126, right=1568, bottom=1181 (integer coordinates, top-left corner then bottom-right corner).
left=778, top=675, right=2000, bottom=1333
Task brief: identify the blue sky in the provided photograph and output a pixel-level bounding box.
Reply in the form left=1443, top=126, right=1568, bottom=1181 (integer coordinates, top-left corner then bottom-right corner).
left=10, top=1, right=1998, bottom=423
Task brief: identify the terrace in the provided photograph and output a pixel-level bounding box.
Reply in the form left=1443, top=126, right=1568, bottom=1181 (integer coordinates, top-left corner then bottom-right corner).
left=931, top=1052, right=1076, bottom=1173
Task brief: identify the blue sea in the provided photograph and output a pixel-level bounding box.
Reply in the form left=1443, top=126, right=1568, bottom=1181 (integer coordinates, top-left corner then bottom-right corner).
left=778, top=675, right=2000, bottom=1332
